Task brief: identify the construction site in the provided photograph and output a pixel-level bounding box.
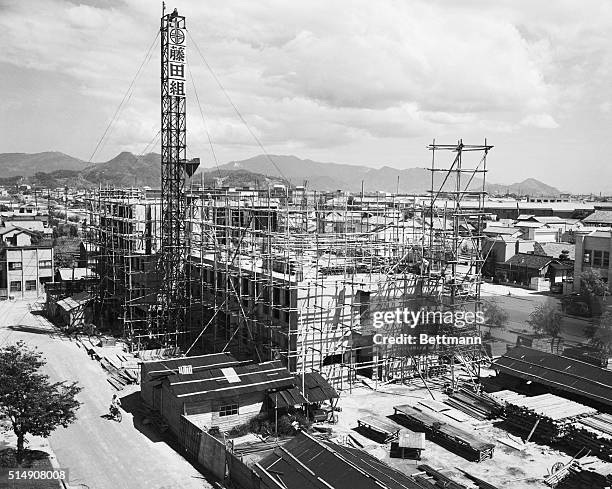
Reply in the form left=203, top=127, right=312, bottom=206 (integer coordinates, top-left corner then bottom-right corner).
left=11, top=7, right=612, bottom=489
left=83, top=138, right=492, bottom=390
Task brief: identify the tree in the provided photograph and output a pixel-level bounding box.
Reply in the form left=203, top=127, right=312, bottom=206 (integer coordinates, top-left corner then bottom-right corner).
left=527, top=299, right=562, bottom=351
left=0, top=342, right=81, bottom=464
left=482, top=300, right=509, bottom=333
left=585, top=311, right=612, bottom=355
left=580, top=269, right=610, bottom=316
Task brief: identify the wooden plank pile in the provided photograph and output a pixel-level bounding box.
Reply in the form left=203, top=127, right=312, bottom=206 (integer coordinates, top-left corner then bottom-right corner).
left=496, top=393, right=596, bottom=443
left=76, top=336, right=139, bottom=390
left=557, top=463, right=612, bottom=489
left=567, top=413, right=612, bottom=462
left=414, top=465, right=467, bottom=489
left=356, top=415, right=402, bottom=443
left=393, top=404, right=495, bottom=462
left=444, top=388, right=503, bottom=421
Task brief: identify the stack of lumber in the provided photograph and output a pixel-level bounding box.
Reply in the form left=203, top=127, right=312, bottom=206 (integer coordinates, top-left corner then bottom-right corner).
left=557, top=463, right=612, bottom=489
left=494, top=392, right=596, bottom=443
left=456, top=468, right=501, bottom=489
left=393, top=404, right=495, bottom=462
left=77, top=336, right=139, bottom=390
left=444, top=388, right=503, bottom=421
left=137, top=347, right=181, bottom=360
left=415, top=465, right=467, bottom=489
left=567, top=413, right=612, bottom=462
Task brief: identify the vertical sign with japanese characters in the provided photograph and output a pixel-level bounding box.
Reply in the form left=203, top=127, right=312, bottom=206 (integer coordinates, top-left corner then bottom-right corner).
left=167, top=21, right=186, bottom=97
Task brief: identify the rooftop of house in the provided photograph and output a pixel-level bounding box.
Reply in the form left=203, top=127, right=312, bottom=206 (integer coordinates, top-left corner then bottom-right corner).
left=483, top=225, right=521, bottom=236
left=583, top=210, right=612, bottom=225
left=533, top=242, right=576, bottom=261
left=504, top=253, right=553, bottom=270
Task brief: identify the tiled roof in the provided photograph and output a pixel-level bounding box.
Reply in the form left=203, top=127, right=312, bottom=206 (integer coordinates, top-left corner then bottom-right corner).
left=505, top=253, right=552, bottom=270
left=583, top=210, right=612, bottom=224
left=533, top=242, right=575, bottom=260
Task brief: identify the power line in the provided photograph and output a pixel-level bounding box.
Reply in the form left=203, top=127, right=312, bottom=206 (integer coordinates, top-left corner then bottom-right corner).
left=186, top=59, right=222, bottom=180
left=88, top=30, right=160, bottom=164
left=186, top=29, right=290, bottom=185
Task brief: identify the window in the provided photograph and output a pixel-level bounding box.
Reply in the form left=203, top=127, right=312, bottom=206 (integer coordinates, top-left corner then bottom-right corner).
left=218, top=403, right=238, bottom=417
left=25, top=280, right=37, bottom=291
left=357, top=290, right=371, bottom=320
left=594, top=250, right=604, bottom=267
left=8, top=262, right=22, bottom=271
left=10, top=281, right=21, bottom=292
left=604, top=251, right=610, bottom=268
left=583, top=250, right=592, bottom=265
left=39, top=260, right=52, bottom=269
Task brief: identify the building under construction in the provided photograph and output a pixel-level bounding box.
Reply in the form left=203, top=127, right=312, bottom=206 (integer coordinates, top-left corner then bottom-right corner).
left=85, top=141, right=492, bottom=389
left=83, top=9, right=493, bottom=390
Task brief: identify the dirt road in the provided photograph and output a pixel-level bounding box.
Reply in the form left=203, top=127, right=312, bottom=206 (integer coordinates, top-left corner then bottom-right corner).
left=0, top=300, right=211, bottom=489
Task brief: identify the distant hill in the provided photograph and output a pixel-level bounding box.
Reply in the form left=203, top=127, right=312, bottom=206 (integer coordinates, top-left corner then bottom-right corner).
left=219, top=155, right=561, bottom=195
left=0, top=152, right=88, bottom=177
left=0, top=151, right=562, bottom=195
left=80, top=152, right=161, bottom=187
left=486, top=178, right=561, bottom=196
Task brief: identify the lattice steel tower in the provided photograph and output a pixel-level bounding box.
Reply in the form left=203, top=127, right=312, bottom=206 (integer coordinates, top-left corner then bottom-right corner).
left=158, top=8, right=199, bottom=347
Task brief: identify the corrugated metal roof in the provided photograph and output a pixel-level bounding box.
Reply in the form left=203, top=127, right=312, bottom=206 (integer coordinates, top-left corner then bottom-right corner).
left=256, top=432, right=425, bottom=489
left=141, top=352, right=241, bottom=379
left=493, top=346, right=612, bottom=408
left=56, top=292, right=92, bottom=312
left=168, top=361, right=296, bottom=401
left=269, top=387, right=308, bottom=408
left=297, top=372, right=339, bottom=403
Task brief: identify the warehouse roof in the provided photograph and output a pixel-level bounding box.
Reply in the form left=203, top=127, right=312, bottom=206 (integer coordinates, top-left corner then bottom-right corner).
left=255, top=432, right=425, bottom=489
left=493, top=346, right=612, bottom=408
left=166, top=360, right=297, bottom=401
left=141, top=352, right=243, bottom=380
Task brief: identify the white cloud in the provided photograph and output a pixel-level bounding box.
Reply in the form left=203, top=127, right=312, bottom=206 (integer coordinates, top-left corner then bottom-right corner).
left=1, top=0, right=612, bottom=190
left=520, top=113, right=559, bottom=129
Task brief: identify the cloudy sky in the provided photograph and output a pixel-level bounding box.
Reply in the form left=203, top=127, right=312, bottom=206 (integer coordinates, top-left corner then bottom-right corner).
left=1, top=0, right=611, bottom=192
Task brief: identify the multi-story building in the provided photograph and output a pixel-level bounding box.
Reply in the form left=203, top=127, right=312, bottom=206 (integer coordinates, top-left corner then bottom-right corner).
left=574, top=230, right=612, bottom=290
left=0, top=226, right=54, bottom=300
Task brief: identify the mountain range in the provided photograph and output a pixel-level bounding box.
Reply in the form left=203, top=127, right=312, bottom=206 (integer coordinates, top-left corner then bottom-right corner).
left=0, top=151, right=562, bottom=196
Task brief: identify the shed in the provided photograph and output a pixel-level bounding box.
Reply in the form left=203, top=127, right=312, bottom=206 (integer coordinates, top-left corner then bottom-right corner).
left=493, top=346, right=612, bottom=411
left=55, top=291, right=92, bottom=328
left=142, top=357, right=299, bottom=435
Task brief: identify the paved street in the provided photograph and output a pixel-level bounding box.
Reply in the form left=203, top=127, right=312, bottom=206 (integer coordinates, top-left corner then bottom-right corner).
left=481, top=282, right=595, bottom=345
left=0, top=300, right=212, bottom=489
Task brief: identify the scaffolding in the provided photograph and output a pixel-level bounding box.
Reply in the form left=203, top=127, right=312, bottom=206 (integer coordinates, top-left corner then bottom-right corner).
left=84, top=188, right=161, bottom=347
left=83, top=140, right=490, bottom=390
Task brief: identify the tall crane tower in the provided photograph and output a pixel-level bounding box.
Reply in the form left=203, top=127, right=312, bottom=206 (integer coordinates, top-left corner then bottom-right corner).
left=158, top=8, right=199, bottom=347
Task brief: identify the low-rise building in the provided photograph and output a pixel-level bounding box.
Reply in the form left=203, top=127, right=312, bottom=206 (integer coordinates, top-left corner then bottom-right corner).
left=0, top=226, right=53, bottom=300
left=140, top=354, right=300, bottom=435
left=574, top=229, right=612, bottom=291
